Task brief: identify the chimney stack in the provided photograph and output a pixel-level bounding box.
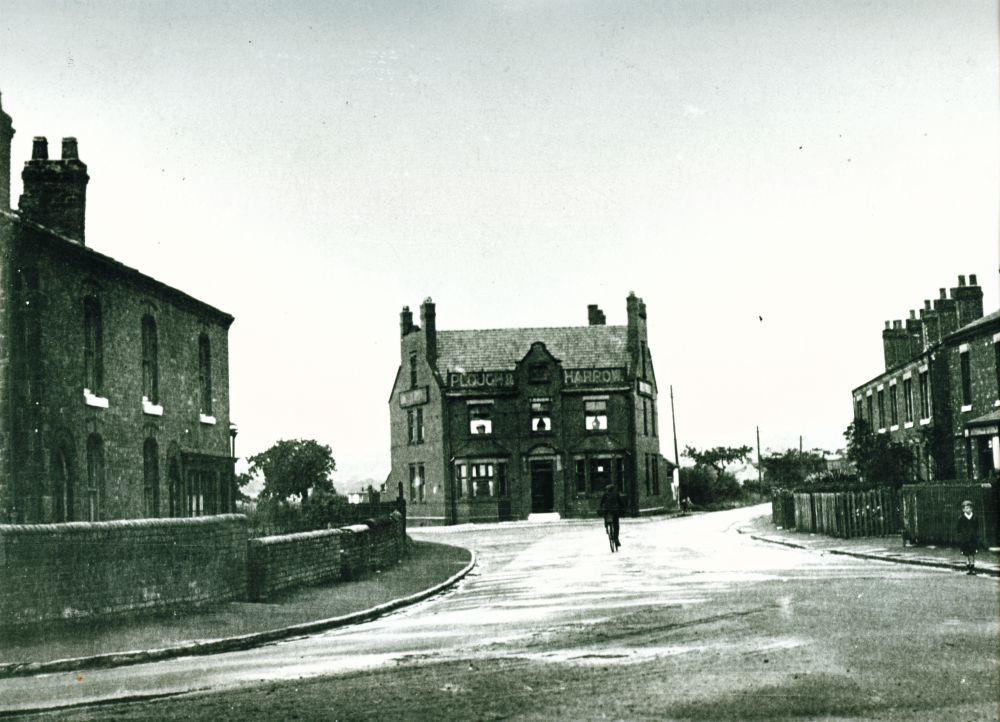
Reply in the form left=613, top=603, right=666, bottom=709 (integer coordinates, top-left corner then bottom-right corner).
left=950, top=273, right=984, bottom=328
left=920, top=300, right=940, bottom=349
left=882, top=319, right=910, bottom=370
left=400, top=306, right=414, bottom=338
left=18, top=135, right=90, bottom=243
left=587, top=304, right=606, bottom=325
left=420, top=297, right=437, bottom=365
left=933, top=291, right=959, bottom=339
left=905, top=310, right=923, bottom=358
left=0, top=92, right=14, bottom=211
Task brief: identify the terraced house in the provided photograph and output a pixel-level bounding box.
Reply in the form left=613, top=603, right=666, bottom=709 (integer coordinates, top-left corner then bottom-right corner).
left=388, top=293, right=675, bottom=525
left=0, top=92, right=236, bottom=523
left=852, top=274, right=999, bottom=482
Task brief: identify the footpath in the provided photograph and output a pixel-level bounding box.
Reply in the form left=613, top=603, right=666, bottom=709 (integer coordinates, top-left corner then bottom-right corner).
left=740, top=514, right=1000, bottom=577
left=0, top=540, right=474, bottom=679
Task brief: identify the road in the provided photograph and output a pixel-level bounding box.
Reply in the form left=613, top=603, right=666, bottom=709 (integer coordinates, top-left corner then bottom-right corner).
left=3, top=505, right=998, bottom=720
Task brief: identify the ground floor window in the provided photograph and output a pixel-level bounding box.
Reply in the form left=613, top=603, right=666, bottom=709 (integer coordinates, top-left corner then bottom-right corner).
left=574, top=454, right=625, bottom=494
left=409, top=463, right=425, bottom=502
left=454, top=460, right=508, bottom=498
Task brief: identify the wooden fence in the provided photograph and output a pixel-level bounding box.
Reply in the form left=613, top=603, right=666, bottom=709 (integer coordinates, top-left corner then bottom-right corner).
left=774, top=488, right=901, bottom=538
left=901, top=483, right=998, bottom=549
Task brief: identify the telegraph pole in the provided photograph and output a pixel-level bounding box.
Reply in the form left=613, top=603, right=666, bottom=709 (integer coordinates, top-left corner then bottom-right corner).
left=670, top=385, right=680, bottom=465
left=756, top=425, right=762, bottom=484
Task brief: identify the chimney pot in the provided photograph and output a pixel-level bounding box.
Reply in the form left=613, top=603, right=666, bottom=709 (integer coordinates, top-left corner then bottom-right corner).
left=884, top=320, right=891, bottom=329
left=61, top=137, right=78, bottom=160
left=892, top=320, right=903, bottom=330
left=939, top=288, right=947, bottom=299
left=958, top=274, right=966, bottom=286
left=909, top=310, right=916, bottom=319
left=970, top=274, right=978, bottom=285
left=923, top=300, right=931, bottom=310
left=31, top=136, right=48, bottom=160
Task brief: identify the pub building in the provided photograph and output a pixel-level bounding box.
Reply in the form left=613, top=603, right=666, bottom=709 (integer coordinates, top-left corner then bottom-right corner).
left=388, top=293, right=676, bottom=525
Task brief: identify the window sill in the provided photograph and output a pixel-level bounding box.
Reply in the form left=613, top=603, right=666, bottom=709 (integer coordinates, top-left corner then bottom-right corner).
left=890, top=425, right=899, bottom=432
left=142, top=397, right=164, bottom=416
left=83, top=389, right=109, bottom=409
left=877, top=428, right=886, bottom=434
left=960, top=405, right=972, bottom=413
left=199, top=413, right=217, bottom=425
left=904, top=422, right=914, bottom=429
left=994, top=399, right=1000, bottom=408
left=919, top=418, right=931, bottom=426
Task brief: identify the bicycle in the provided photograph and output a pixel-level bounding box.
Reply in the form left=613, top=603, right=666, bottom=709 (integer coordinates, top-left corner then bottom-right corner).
left=605, top=518, right=620, bottom=553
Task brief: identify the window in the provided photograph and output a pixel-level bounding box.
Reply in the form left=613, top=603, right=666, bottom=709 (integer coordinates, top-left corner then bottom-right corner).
left=877, top=388, right=885, bottom=429
left=642, top=399, right=648, bottom=435
left=640, top=341, right=647, bottom=378
left=919, top=371, right=930, bottom=418
left=644, top=455, right=651, bottom=494
left=143, top=438, right=159, bottom=517
left=855, top=399, right=863, bottom=420
left=575, top=459, right=586, bottom=493
left=469, top=403, right=492, bottom=435
left=408, top=408, right=425, bottom=444
left=471, top=463, right=495, bottom=497
left=141, top=315, right=159, bottom=404
left=585, top=399, right=608, bottom=431
left=454, top=463, right=468, bottom=498
left=86, top=434, right=104, bottom=522
left=867, top=395, right=874, bottom=425
left=531, top=399, right=552, bottom=432
left=528, top=363, right=549, bottom=384
left=409, top=353, right=418, bottom=389
left=409, top=463, right=425, bottom=502
left=652, top=456, right=660, bottom=495
left=497, top=463, right=508, bottom=497
left=889, top=385, right=898, bottom=426
left=198, top=333, right=213, bottom=414
left=995, top=340, right=1000, bottom=398
left=651, top=400, right=657, bottom=437
left=960, top=350, right=972, bottom=406
left=903, top=378, right=913, bottom=423
left=588, top=458, right=611, bottom=493
left=83, top=296, right=103, bottom=394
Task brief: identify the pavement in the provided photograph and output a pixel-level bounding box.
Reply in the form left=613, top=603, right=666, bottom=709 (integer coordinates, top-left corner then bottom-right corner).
left=739, top=513, right=1000, bottom=577
left=0, top=540, right=475, bottom=679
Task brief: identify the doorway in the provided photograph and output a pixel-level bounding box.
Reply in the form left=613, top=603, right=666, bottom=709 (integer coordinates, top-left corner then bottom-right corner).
left=530, top=460, right=554, bottom=513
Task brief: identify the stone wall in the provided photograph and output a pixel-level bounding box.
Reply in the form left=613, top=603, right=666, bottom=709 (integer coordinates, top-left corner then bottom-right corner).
left=246, top=515, right=407, bottom=601
left=0, top=514, right=248, bottom=628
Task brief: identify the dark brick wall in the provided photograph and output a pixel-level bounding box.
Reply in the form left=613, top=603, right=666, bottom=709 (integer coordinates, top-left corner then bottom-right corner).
left=2, top=220, right=234, bottom=523
left=945, top=320, right=1000, bottom=479
left=0, top=514, right=248, bottom=628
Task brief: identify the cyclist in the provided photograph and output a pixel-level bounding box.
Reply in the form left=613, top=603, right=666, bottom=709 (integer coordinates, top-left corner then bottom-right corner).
left=597, top=483, right=624, bottom=549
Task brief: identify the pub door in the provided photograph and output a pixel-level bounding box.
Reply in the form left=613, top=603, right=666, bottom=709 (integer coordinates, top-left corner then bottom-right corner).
left=530, top=460, right=554, bottom=513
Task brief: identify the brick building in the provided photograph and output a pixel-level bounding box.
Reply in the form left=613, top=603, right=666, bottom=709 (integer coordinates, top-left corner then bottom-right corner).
left=851, top=274, right=999, bottom=482
left=0, top=92, right=236, bottom=523
left=388, top=293, right=675, bottom=525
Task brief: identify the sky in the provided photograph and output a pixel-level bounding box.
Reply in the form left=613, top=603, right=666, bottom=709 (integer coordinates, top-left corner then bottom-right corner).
left=1, top=1, right=997, bottom=488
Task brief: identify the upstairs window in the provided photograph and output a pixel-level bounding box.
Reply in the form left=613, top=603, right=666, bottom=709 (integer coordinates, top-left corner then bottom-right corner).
left=903, top=378, right=913, bottom=423
left=919, top=371, right=930, bottom=419
left=651, top=400, right=657, bottom=437
left=83, top=296, right=104, bottom=394
left=530, top=399, right=552, bottom=432
left=198, top=333, right=213, bottom=414
left=866, top=395, right=874, bottom=425
left=889, top=385, right=898, bottom=426
left=877, top=389, right=885, bottom=429
left=409, top=353, right=418, bottom=388
left=960, top=350, right=972, bottom=406
left=642, top=399, right=648, bottom=435
left=528, top=363, right=549, bottom=384
left=640, top=341, right=647, bottom=379
left=469, top=403, right=493, bottom=435
left=406, top=408, right=424, bottom=444
left=855, top=399, right=863, bottom=420
left=585, top=399, right=608, bottom=431
left=141, top=315, right=159, bottom=404
left=995, top=340, right=1000, bottom=398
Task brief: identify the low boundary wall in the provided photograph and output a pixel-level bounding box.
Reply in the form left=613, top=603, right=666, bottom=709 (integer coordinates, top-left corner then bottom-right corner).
left=0, top=515, right=249, bottom=628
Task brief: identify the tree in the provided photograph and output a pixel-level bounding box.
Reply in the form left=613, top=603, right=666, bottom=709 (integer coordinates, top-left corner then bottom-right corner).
left=683, top=445, right=754, bottom=476
left=248, top=439, right=336, bottom=503
left=758, top=449, right=827, bottom=491
left=844, top=419, right=914, bottom=488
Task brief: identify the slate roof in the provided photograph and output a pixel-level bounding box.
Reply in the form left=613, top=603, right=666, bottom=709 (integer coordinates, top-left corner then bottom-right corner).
left=436, top=325, right=628, bottom=373
left=945, top=309, right=999, bottom=340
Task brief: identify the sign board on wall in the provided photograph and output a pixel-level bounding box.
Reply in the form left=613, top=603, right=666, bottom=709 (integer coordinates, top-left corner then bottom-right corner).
left=564, top=367, right=625, bottom=388
left=399, top=387, right=428, bottom=407
left=637, top=379, right=653, bottom=396
left=448, top=370, right=515, bottom=389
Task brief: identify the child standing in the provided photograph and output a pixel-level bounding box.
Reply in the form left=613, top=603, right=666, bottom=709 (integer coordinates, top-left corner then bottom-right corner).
left=956, top=499, right=979, bottom=575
